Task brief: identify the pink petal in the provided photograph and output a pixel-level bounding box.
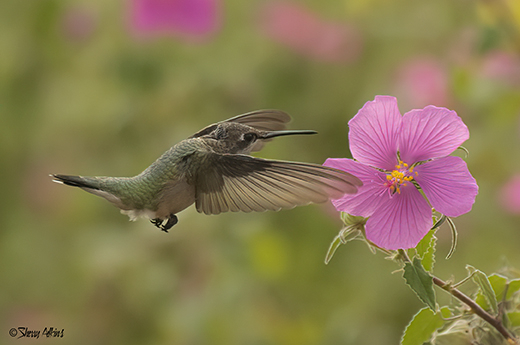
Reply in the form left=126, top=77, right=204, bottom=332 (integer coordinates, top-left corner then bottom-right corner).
left=413, top=156, right=478, bottom=217
left=348, top=96, right=401, bottom=170
left=324, top=158, right=387, bottom=217
left=398, top=106, right=469, bottom=164
left=365, top=184, right=433, bottom=250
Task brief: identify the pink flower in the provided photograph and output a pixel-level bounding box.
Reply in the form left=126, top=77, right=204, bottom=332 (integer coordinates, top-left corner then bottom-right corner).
left=499, top=175, right=520, bottom=214
left=324, top=96, right=478, bottom=250
left=259, top=1, right=362, bottom=63
left=129, top=0, right=220, bottom=40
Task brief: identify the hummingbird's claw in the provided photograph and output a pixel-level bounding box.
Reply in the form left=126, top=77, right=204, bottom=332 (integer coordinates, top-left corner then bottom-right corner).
left=150, top=214, right=178, bottom=232
left=162, top=214, right=178, bottom=232
left=150, top=218, right=164, bottom=230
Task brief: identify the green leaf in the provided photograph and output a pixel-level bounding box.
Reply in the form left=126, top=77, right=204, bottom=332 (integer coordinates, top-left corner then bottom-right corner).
left=324, top=225, right=360, bottom=264
left=415, top=226, right=436, bottom=257
left=506, top=279, right=520, bottom=299
left=340, top=212, right=366, bottom=227
left=324, top=234, right=343, bottom=265
left=415, top=226, right=437, bottom=272
left=475, top=275, right=520, bottom=309
left=432, top=331, right=471, bottom=345
left=401, top=307, right=448, bottom=345
left=488, top=274, right=508, bottom=301
left=421, top=244, right=436, bottom=273
left=403, top=258, right=437, bottom=311
left=474, top=293, right=488, bottom=311
left=439, top=306, right=452, bottom=318
left=475, top=274, right=506, bottom=311
left=507, top=312, right=520, bottom=327
left=467, top=265, right=498, bottom=315
left=432, top=317, right=471, bottom=345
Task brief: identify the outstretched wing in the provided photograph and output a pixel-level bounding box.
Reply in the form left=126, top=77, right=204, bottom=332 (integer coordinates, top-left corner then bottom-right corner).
left=194, top=153, right=362, bottom=215
left=189, top=110, right=291, bottom=139
left=223, top=109, right=291, bottom=131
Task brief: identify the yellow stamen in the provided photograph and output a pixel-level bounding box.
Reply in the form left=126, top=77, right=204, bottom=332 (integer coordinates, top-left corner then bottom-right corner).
left=385, top=160, right=418, bottom=195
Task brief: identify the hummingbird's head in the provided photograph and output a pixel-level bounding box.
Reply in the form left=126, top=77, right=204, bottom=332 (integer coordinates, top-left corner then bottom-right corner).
left=206, top=123, right=317, bottom=154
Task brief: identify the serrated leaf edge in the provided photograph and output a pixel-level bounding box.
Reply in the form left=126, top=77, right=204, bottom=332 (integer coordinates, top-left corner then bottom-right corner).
left=401, top=307, right=446, bottom=345
left=467, top=265, right=499, bottom=315
left=404, top=258, right=437, bottom=311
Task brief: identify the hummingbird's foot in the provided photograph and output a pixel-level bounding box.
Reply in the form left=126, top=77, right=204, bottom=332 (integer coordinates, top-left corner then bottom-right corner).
left=150, top=218, right=163, bottom=230
left=161, top=214, right=178, bottom=232
left=150, top=214, right=178, bottom=233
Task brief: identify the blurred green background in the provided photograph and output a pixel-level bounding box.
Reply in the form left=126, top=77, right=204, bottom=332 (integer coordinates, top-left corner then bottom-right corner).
left=1, top=0, right=520, bottom=344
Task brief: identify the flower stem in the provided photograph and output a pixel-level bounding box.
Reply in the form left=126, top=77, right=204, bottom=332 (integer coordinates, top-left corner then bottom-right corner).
left=432, top=276, right=519, bottom=345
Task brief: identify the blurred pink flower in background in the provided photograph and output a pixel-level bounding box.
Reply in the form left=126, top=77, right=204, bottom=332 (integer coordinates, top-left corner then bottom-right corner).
left=393, top=58, right=450, bottom=110
left=62, top=7, right=97, bottom=41
left=129, top=0, right=221, bottom=41
left=259, top=1, right=362, bottom=63
left=499, top=175, right=520, bottom=214
left=448, top=27, right=478, bottom=66
left=480, top=50, right=520, bottom=86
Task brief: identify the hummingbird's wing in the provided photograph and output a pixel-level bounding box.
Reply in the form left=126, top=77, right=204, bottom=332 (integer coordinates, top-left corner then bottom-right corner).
left=222, top=109, right=291, bottom=131
left=189, top=110, right=292, bottom=152
left=194, top=153, right=362, bottom=215
left=189, top=110, right=290, bottom=138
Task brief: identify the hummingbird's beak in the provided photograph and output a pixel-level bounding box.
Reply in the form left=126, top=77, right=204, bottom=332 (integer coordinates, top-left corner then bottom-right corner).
left=261, top=130, right=318, bottom=139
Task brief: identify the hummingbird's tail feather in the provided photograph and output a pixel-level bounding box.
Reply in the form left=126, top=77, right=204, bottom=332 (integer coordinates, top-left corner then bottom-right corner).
left=51, top=174, right=127, bottom=209
left=51, top=174, right=101, bottom=190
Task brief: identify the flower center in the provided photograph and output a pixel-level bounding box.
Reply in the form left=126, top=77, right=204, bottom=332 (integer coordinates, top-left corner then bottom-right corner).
left=384, top=160, right=418, bottom=195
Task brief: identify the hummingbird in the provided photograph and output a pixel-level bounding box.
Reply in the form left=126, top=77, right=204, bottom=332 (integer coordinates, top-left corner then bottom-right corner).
left=52, top=110, right=362, bottom=232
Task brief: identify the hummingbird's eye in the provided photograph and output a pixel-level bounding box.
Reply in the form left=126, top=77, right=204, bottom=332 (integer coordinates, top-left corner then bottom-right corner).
left=243, top=133, right=257, bottom=142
